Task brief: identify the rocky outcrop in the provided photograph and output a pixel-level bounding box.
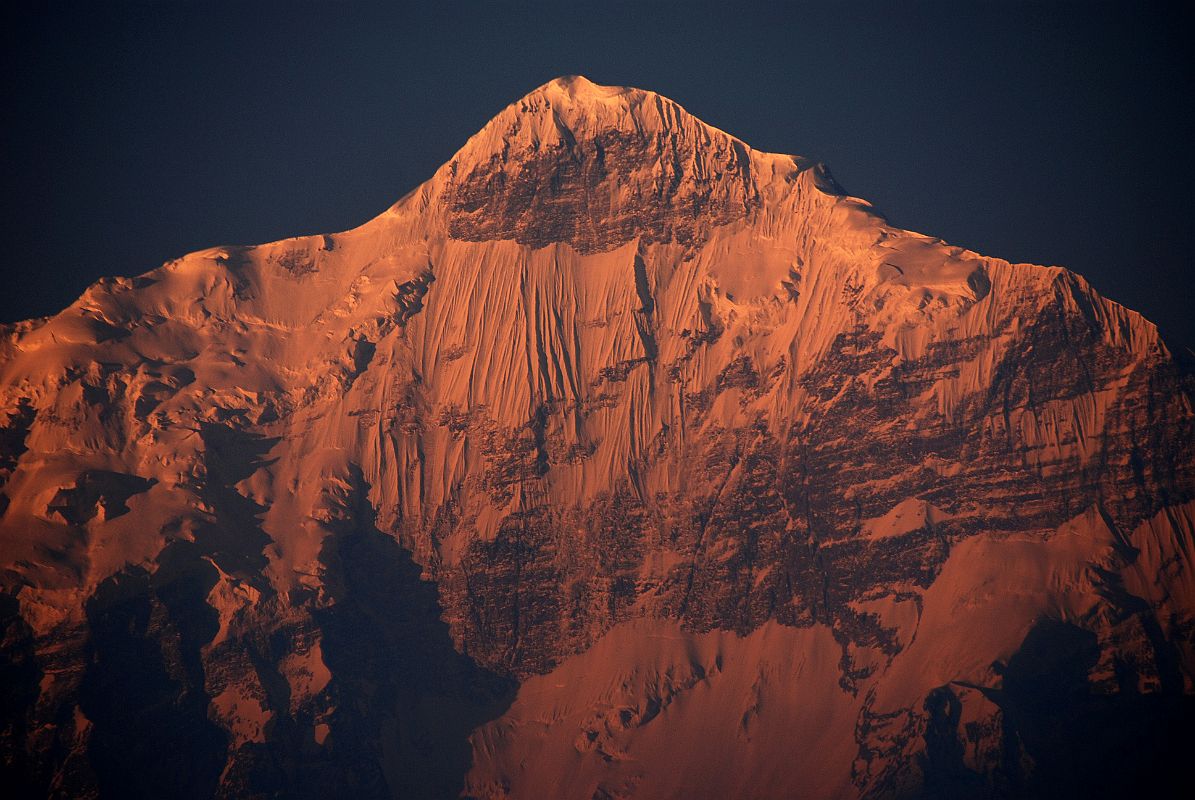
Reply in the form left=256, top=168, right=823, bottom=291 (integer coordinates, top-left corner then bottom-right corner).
left=1, top=76, right=1193, bottom=798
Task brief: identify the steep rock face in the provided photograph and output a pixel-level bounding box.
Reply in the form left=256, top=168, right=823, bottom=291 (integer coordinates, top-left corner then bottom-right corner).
left=1, top=76, right=1193, bottom=798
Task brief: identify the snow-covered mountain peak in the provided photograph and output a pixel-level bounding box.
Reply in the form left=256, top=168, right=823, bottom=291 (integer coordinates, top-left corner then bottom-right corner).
left=448, top=74, right=723, bottom=162
left=2, top=77, right=1192, bottom=800
left=427, top=76, right=808, bottom=253
left=537, top=74, right=637, bottom=104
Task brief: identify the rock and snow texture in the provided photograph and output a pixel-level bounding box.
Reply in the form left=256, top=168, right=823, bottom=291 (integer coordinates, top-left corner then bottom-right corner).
left=1, top=75, right=1194, bottom=798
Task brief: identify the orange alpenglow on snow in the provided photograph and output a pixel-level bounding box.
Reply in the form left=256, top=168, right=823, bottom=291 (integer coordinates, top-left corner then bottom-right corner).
left=1, top=76, right=1193, bottom=798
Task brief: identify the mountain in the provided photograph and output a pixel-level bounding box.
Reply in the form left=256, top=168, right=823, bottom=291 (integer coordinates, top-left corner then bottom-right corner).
left=2, top=75, right=1193, bottom=799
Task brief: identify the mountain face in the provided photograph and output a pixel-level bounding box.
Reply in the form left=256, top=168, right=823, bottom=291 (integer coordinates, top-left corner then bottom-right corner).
left=2, top=75, right=1194, bottom=799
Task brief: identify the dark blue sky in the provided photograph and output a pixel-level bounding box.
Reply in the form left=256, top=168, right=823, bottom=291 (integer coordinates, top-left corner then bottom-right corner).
left=3, top=1, right=1192, bottom=346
